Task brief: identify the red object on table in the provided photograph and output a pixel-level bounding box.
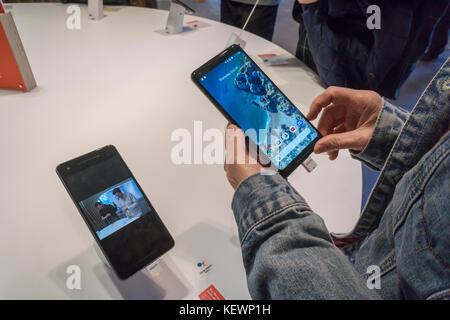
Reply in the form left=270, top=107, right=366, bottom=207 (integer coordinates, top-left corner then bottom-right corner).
left=198, top=284, right=226, bottom=300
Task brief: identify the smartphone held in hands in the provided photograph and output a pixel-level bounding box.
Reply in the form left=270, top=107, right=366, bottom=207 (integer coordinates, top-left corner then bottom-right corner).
left=191, top=45, right=321, bottom=177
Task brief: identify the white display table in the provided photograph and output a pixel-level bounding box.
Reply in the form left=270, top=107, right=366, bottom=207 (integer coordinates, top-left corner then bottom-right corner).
left=0, top=3, right=361, bottom=299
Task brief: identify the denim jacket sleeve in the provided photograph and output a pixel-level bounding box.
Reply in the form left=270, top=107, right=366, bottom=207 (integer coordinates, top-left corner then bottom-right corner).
left=232, top=173, right=381, bottom=299
left=350, top=100, right=409, bottom=170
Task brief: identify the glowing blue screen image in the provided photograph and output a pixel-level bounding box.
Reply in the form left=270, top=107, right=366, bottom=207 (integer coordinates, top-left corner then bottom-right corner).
left=200, top=51, right=318, bottom=170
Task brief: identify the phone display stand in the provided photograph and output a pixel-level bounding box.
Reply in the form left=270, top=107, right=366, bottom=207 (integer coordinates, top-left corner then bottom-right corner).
left=302, top=156, right=317, bottom=172
left=93, top=242, right=163, bottom=278
left=88, top=0, right=104, bottom=21
left=165, top=2, right=184, bottom=34
left=165, top=1, right=195, bottom=35
left=226, top=32, right=246, bottom=49
left=93, top=242, right=111, bottom=268
left=224, top=0, right=259, bottom=49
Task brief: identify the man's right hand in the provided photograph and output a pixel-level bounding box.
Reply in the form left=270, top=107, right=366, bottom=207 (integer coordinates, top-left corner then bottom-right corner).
left=307, top=87, right=383, bottom=160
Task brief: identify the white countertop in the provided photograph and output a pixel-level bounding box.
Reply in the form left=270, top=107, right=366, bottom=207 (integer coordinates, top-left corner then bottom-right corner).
left=0, top=3, right=361, bottom=299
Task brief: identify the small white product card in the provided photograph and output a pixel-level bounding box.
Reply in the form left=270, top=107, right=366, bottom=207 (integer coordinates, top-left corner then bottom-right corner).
left=258, top=53, right=288, bottom=66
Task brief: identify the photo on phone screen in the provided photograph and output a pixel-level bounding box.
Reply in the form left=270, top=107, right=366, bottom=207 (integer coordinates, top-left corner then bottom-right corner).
left=193, top=46, right=321, bottom=176
left=57, top=146, right=174, bottom=279
left=78, top=178, right=151, bottom=240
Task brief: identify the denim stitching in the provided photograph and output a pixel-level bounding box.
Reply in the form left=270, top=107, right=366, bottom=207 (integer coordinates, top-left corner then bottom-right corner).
left=379, top=253, right=396, bottom=277
left=417, top=170, right=449, bottom=269
left=426, top=288, right=450, bottom=300
left=240, top=203, right=304, bottom=246
left=361, top=255, right=396, bottom=280
left=393, top=134, right=449, bottom=233
left=392, top=183, right=419, bottom=233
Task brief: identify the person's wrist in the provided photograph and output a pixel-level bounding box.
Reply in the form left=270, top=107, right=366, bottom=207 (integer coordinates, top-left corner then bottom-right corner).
left=234, top=171, right=261, bottom=191
left=227, top=167, right=262, bottom=190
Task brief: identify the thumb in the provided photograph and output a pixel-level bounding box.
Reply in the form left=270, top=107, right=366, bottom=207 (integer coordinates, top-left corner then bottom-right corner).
left=314, top=131, right=362, bottom=154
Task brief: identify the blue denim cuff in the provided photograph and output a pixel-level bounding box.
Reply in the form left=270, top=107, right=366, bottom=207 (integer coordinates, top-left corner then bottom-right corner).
left=231, top=173, right=309, bottom=244
left=350, top=100, right=408, bottom=170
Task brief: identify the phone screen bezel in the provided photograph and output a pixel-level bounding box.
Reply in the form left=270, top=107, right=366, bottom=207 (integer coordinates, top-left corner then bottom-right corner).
left=191, top=44, right=321, bottom=177
left=56, top=145, right=174, bottom=279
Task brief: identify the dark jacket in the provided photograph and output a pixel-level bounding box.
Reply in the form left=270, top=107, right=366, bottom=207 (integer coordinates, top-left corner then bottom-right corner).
left=293, top=0, right=449, bottom=99
left=99, top=204, right=118, bottom=219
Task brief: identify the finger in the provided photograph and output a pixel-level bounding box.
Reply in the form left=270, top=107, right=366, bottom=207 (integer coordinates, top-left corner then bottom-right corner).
left=314, top=130, right=362, bottom=154
left=257, top=149, right=272, bottom=167
left=226, top=123, right=239, bottom=132
left=225, top=123, right=240, bottom=149
left=317, top=104, right=346, bottom=136
left=307, top=86, right=358, bottom=120
left=225, top=124, right=247, bottom=165
left=225, top=124, right=237, bottom=166
left=328, top=151, right=338, bottom=160
left=326, top=123, right=346, bottom=160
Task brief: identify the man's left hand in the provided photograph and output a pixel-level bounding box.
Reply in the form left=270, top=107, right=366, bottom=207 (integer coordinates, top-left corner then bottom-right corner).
left=224, top=124, right=263, bottom=191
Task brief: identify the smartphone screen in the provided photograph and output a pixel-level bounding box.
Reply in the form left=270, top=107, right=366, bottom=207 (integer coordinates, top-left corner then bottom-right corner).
left=196, top=48, right=320, bottom=173
left=57, top=146, right=174, bottom=279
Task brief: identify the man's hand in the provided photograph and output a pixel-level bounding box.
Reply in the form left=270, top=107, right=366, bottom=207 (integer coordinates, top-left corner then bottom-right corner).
left=307, top=86, right=383, bottom=160
left=224, top=124, right=263, bottom=190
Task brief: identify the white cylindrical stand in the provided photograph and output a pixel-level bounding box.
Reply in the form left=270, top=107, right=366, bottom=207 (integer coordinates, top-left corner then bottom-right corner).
left=165, top=2, right=185, bottom=34
left=88, top=0, right=104, bottom=20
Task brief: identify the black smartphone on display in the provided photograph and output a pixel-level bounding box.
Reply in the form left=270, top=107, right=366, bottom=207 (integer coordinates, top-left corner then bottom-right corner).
left=191, top=44, right=321, bottom=177
left=56, top=145, right=174, bottom=280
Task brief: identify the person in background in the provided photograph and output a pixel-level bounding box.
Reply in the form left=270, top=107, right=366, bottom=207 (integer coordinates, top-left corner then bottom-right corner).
left=112, top=188, right=142, bottom=218
left=95, top=201, right=119, bottom=225
left=224, top=58, right=449, bottom=299
left=220, top=0, right=279, bottom=41
left=421, top=6, right=449, bottom=62
left=293, top=0, right=449, bottom=99
left=291, top=0, right=317, bottom=73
